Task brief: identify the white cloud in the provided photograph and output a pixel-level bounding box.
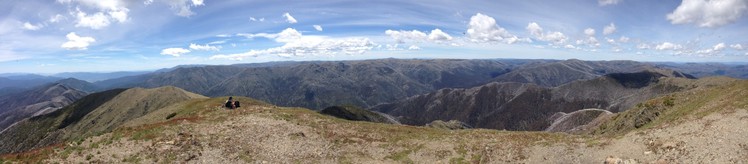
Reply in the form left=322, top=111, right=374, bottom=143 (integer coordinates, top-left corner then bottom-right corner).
left=283, top=12, right=298, bottom=24
left=408, top=45, right=421, bottom=50
left=599, top=0, right=622, bottom=6
left=695, top=43, right=729, bottom=56
left=606, top=38, right=616, bottom=44
left=637, top=43, right=650, bottom=49
left=427, top=29, right=453, bottom=41
left=618, top=36, right=630, bottom=43
left=213, top=28, right=375, bottom=60
left=161, top=0, right=206, bottom=17
left=384, top=44, right=401, bottom=51
left=385, top=30, right=427, bottom=43
left=313, top=25, right=323, bottom=31
left=385, top=28, right=454, bottom=43
left=249, top=17, right=265, bottom=22
left=59, top=1, right=131, bottom=29
left=189, top=43, right=220, bottom=51
left=61, top=32, right=96, bottom=50
left=584, top=28, right=595, bottom=36
left=238, top=28, right=302, bottom=42
left=564, top=44, right=576, bottom=49
left=526, top=22, right=543, bottom=37
left=22, top=22, right=42, bottom=30
left=655, top=42, right=683, bottom=50
left=730, top=44, right=744, bottom=50
left=526, top=22, right=568, bottom=44
left=579, top=28, right=600, bottom=47
left=466, top=13, right=523, bottom=44
left=160, top=47, right=190, bottom=57
left=578, top=37, right=600, bottom=47
left=108, top=8, right=129, bottom=23
left=603, top=23, right=616, bottom=35
left=191, top=0, right=204, bottom=6
left=208, top=40, right=226, bottom=45
left=48, top=14, right=65, bottom=23
left=74, top=10, right=111, bottom=29
left=713, top=43, right=726, bottom=51
left=667, top=0, right=748, bottom=28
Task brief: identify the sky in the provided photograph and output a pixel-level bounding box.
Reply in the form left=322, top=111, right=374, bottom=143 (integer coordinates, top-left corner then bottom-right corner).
left=1, top=0, right=748, bottom=74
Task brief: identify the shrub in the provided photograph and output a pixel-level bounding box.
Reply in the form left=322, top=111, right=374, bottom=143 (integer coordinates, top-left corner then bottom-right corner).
left=663, top=96, right=675, bottom=107
left=165, top=112, right=177, bottom=120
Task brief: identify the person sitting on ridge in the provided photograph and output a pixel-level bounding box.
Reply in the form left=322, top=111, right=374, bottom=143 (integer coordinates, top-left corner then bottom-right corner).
left=225, top=96, right=235, bottom=109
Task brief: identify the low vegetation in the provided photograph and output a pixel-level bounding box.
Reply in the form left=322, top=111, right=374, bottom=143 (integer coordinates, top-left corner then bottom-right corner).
left=592, top=78, right=748, bottom=136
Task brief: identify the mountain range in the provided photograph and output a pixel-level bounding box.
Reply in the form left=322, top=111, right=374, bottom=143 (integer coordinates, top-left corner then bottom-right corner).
left=372, top=70, right=691, bottom=130
left=0, top=83, right=86, bottom=131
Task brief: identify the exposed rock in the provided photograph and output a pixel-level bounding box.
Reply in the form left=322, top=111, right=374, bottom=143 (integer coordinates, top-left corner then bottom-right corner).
left=604, top=156, right=638, bottom=164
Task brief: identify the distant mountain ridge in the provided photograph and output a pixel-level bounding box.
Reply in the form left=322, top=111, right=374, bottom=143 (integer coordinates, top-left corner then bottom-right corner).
left=51, top=71, right=151, bottom=82
left=372, top=71, right=690, bottom=131
left=96, top=59, right=518, bottom=110
left=0, top=83, right=87, bottom=131
left=0, top=75, right=62, bottom=90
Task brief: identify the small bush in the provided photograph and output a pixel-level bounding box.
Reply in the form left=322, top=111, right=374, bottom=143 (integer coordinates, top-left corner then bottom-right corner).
left=663, top=96, right=675, bottom=107
left=165, top=112, right=177, bottom=120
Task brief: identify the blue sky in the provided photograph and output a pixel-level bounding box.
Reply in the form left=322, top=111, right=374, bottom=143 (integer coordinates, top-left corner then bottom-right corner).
left=1, top=0, right=748, bottom=73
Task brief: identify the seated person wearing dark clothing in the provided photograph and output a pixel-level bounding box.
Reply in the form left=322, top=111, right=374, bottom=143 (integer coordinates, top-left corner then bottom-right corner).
left=225, top=97, right=235, bottom=109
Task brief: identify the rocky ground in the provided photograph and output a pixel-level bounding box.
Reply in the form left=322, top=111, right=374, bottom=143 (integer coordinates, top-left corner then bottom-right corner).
left=31, top=100, right=747, bottom=163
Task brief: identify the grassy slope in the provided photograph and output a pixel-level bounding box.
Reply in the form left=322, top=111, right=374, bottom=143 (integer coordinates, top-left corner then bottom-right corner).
left=591, top=76, right=745, bottom=135
left=0, top=86, right=205, bottom=155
